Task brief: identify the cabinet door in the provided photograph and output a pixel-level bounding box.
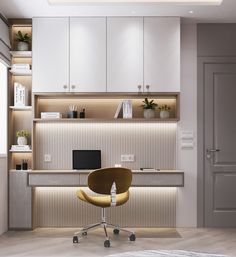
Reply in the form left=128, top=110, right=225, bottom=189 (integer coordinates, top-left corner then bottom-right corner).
left=70, top=18, right=106, bottom=92
left=144, top=17, right=180, bottom=92
left=33, top=18, right=69, bottom=92
left=107, top=17, right=143, bottom=93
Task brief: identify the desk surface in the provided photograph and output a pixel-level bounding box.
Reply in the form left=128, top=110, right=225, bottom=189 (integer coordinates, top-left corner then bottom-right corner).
left=26, top=169, right=184, bottom=187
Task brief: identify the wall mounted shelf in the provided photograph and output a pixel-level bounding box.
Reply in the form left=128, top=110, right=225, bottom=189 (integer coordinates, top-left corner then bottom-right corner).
left=10, top=51, right=32, bottom=58
left=9, top=106, right=32, bottom=111
left=9, top=70, right=32, bottom=76
left=9, top=150, right=32, bottom=153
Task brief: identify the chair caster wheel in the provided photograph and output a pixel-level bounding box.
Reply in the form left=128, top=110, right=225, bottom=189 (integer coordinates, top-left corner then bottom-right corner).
left=129, top=233, right=136, bottom=241
left=104, top=240, right=111, bottom=248
left=113, top=229, right=119, bottom=235
left=73, top=236, right=79, bottom=243
left=82, top=231, right=87, bottom=236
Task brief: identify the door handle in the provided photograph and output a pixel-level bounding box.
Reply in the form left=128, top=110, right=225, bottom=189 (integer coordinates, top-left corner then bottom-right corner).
left=207, top=149, right=220, bottom=153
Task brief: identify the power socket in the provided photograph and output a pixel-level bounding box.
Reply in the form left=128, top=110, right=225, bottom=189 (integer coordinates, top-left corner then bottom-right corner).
left=121, top=154, right=135, bottom=162
left=44, top=154, right=51, bottom=162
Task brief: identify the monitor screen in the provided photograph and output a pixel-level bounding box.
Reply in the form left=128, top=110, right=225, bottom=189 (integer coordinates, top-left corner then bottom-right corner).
left=73, top=150, right=101, bottom=170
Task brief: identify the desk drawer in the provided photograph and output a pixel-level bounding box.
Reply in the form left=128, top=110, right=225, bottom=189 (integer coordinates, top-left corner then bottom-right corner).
left=28, top=173, right=80, bottom=186
left=132, top=173, right=184, bottom=187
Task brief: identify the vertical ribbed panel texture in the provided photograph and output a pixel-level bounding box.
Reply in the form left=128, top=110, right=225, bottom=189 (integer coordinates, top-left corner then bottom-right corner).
left=35, top=122, right=177, bottom=170
left=35, top=187, right=176, bottom=227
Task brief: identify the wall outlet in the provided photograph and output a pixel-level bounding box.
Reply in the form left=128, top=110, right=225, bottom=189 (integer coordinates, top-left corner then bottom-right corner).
left=121, top=154, right=135, bottom=162
left=44, top=154, right=51, bottom=162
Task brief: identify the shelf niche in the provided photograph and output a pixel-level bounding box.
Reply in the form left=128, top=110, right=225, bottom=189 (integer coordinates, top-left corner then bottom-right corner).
left=34, top=93, right=180, bottom=122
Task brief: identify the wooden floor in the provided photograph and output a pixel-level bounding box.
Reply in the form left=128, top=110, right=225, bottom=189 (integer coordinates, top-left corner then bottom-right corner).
left=0, top=228, right=236, bottom=257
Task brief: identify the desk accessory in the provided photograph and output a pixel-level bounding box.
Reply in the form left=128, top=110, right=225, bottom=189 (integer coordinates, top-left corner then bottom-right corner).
left=80, top=108, right=85, bottom=118
left=16, top=164, right=22, bottom=170
left=22, top=159, right=28, bottom=170
left=68, top=105, right=78, bottom=118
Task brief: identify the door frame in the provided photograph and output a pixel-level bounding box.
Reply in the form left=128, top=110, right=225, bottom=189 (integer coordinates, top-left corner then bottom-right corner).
left=197, top=56, right=236, bottom=227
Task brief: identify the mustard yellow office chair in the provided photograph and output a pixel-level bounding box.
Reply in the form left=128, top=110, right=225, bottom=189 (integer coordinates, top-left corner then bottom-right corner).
left=72, top=167, right=135, bottom=248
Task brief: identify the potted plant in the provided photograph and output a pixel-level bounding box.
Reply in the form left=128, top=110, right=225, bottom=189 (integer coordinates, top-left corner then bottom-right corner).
left=159, top=104, right=171, bottom=119
left=15, top=31, right=31, bottom=51
left=141, top=98, right=158, bottom=119
left=16, top=130, right=30, bottom=145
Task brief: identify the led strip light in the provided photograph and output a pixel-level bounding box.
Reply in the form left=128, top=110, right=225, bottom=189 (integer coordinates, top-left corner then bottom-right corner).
left=48, top=0, right=223, bottom=4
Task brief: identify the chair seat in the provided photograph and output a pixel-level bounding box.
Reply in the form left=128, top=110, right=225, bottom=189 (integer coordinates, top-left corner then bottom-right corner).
left=76, top=189, right=129, bottom=208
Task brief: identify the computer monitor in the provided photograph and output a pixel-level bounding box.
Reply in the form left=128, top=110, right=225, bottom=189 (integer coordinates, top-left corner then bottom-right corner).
left=73, top=150, right=101, bottom=170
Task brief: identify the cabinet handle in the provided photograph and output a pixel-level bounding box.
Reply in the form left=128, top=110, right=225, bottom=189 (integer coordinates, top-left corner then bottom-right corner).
left=63, top=85, right=68, bottom=90
left=71, top=85, right=76, bottom=90
left=137, top=85, right=142, bottom=92
left=145, top=85, right=150, bottom=92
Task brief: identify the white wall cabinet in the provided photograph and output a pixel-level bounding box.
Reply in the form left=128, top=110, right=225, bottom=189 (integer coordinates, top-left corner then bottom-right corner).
left=144, top=17, right=180, bottom=92
left=33, top=18, right=69, bottom=93
left=70, top=18, right=106, bottom=92
left=107, top=17, right=144, bottom=93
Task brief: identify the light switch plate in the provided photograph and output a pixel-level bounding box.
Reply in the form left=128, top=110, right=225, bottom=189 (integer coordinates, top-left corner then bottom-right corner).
left=44, top=154, right=51, bottom=162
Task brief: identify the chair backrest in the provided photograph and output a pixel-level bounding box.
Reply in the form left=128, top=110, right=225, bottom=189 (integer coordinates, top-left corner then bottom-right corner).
left=88, top=167, right=132, bottom=195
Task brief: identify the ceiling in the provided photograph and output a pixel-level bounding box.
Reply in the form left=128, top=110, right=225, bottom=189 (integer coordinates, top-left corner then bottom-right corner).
left=0, top=0, right=235, bottom=23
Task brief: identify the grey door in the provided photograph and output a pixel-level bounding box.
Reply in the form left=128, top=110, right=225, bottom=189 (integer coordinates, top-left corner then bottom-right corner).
left=204, top=63, right=236, bottom=227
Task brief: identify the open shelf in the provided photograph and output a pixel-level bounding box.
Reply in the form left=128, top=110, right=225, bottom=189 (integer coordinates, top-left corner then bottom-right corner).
left=9, top=70, right=32, bottom=76
left=9, top=106, right=32, bottom=111
left=10, top=51, right=32, bottom=58
left=9, top=150, right=32, bottom=153
left=33, top=118, right=179, bottom=123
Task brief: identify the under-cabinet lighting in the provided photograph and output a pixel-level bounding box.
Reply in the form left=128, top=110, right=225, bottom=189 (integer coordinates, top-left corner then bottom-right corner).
left=48, top=0, right=223, bottom=4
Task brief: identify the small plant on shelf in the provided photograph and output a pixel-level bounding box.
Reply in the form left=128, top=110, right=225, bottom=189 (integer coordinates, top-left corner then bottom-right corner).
left=158, top=104, right=171, bottom=119
left=15, top=31, right=31, bottom=51
left=16, top=130, right=30, bottom=145
left=141, top=98, right=158, bottom=119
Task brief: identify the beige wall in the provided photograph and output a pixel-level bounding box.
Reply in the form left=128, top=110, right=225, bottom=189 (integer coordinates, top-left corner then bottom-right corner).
left=177, top=24, right=197, bottom=227
left=0, top=156, right=7, bottom=235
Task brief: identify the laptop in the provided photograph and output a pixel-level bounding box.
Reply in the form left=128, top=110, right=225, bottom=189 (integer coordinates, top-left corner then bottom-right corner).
left=73, top=150, right=101, bottom=170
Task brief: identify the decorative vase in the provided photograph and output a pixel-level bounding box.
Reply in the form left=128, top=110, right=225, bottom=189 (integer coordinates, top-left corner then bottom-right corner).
left=17, top=42, right=29, bottom=51
left=143, top=109, right=155, bottom=119
left=17, top=136, right=27, bottom=146
left=160, top=110, right=170, bottom=119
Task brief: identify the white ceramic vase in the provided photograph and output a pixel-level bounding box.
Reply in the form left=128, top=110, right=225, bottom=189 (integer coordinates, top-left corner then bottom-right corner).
left=17, top=42, right=29, bottom=51
left=17, top=136, right=27, bottom=146
left=143, top=109, right=155, bottom=119
left=160, top=110, right=170, bottom=119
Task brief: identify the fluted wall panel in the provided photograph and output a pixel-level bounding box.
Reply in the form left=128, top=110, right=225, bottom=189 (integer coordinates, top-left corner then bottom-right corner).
left=35, top=122, right=177, bottom=170
left=35, top=187, right=176, bottom=227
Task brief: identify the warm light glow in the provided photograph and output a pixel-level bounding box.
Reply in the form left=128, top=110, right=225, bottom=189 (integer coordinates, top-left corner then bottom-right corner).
left=48, top=0, right=223, bottom=4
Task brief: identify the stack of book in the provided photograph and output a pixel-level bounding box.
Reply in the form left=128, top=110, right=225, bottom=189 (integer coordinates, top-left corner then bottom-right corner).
left=10, top=145, right=31, bottom=152
left=114, top=100, right=132, bottom=119
left=41, top=112, right=62, bottom=119
left=10, top=63, right=31, bottom=74
left=14, top=82, right=28, bottom=106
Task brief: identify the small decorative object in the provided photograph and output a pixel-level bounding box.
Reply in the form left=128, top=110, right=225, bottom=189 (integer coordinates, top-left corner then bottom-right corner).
left=141, top=98, right=158, bottom=119
left=15, top=31, right=31, bottom=51
left=68, top=105, right=78, bottom=118
left=16, top=130, right=30, bottom=146
left=80, top=108, right=85, bottom=118
left=16, top=164, right=22, bottom=170
left=22, top=159, right=28, bottom=170
left=159, top=104, right=171, bottom=119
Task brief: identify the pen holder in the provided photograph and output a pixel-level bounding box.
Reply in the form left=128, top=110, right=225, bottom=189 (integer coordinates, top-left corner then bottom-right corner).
left=80, top=111, right=85, bottom=119
left=67, top=111, right=78, bottom=118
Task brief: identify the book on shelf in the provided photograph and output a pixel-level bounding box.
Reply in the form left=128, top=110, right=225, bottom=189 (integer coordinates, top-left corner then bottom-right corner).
left=10, top=145, right=31, bottom=151
left=114, top=101, right=123, bottom=118
left=11, top=63, right=31, bottom=70
left=122, top=100, right=132, bottom=119
left=114, top=100, right=133, bottom=119
left=41, top=112, right=62, bottom=119
left=14, top=82, right=29, bottom=107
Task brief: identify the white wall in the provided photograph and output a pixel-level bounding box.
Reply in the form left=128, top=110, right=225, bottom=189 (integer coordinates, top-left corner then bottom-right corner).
left=0, top=61, right=8, bottom=235
left=176, top=23, right=198, bottom=227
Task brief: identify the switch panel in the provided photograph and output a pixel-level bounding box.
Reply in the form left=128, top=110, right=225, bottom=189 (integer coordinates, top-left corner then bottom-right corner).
left=44, top=154, right=51, bottom=162
left=121, top=154, right=135, bottom=162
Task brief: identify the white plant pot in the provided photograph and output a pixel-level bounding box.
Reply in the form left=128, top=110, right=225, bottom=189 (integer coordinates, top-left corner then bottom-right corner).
left=160, top=110, right=170, bottom=119
left=17, top=42, right=29, bottom=51
left=17, top=136, right=27, bottom=146
left=143, top=109, right=155, bottom=119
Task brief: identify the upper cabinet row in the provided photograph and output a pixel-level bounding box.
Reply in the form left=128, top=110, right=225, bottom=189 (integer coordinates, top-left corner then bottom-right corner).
left=32, top=17, right=180, bottom=93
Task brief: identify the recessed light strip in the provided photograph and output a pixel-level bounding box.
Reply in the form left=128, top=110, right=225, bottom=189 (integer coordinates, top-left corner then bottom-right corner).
left=48, top=0, right=223, bottom=5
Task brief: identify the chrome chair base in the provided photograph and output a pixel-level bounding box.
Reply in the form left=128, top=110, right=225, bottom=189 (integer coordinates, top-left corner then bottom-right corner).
left=73, top=208, right=136, bottom=247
